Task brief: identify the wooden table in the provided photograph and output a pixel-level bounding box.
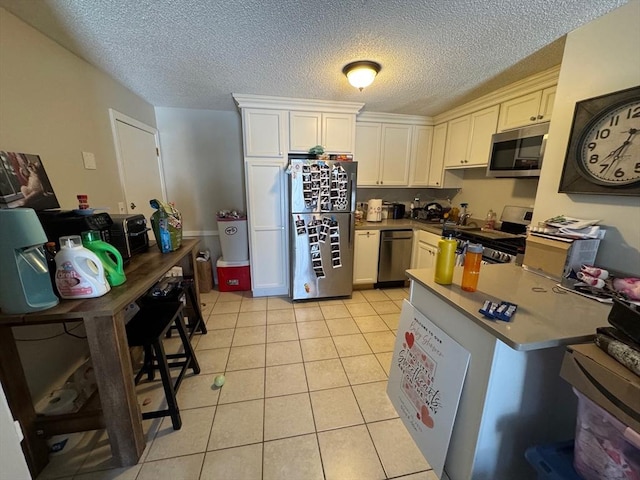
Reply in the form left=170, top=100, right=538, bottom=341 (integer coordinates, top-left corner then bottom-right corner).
left=0, top=239, right=201, bottom=478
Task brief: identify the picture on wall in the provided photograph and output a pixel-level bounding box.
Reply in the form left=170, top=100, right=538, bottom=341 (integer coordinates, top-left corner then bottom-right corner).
left=0, top=151, right=59, bottom=210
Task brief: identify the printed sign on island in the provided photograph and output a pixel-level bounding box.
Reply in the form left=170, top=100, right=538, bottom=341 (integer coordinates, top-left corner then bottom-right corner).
left=387, top=300, right=470, bottom=479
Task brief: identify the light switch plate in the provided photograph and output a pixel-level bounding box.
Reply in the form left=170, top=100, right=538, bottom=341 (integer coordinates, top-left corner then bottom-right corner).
left=82, top=151, right=96, bottom=170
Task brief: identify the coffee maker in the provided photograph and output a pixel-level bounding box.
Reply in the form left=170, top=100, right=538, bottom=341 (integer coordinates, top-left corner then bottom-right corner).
left=0, top=208, right=58, bottom=314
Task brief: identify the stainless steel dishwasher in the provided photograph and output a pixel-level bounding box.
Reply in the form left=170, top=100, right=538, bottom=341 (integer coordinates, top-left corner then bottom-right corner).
left=377, top=230, right=413, bottom=286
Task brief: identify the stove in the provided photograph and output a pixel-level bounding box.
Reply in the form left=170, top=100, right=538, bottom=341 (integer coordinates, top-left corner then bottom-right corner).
left=455, top=206, right=532, bottom=264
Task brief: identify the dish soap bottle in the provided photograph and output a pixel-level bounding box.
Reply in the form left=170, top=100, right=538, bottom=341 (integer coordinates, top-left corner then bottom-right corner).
left=434, top=229, right=457, bottom=285
left=484, top=209, right=496, bottom=230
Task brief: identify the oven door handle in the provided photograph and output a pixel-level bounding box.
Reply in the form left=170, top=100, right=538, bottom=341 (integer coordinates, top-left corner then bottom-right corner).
left=129, top=228, right=151, bottom=237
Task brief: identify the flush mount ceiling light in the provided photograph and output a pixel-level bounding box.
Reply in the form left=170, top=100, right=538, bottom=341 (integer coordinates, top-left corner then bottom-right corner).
left=342, top=61, right=381, bottom=91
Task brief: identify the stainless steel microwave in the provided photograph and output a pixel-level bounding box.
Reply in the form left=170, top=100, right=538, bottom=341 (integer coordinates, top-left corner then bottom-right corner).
left=486, top=122, right=549, bottom=178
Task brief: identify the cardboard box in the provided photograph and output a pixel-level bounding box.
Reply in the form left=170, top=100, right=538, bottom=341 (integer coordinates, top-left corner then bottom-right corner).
left=560, top=343, right=640, bottom=433
left=523, top=235, right=600, bottom=282
left=196, top=259, right=213, bottom=293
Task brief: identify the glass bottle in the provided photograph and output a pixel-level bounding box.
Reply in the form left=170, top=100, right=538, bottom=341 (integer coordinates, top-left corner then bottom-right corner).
left=484, top=209, right=496, bottom=230
left=44, top=241, right=61, bottom=297
left=461, top=243, right=483, bottom=292
left=434, top=232, right=457, bottom=285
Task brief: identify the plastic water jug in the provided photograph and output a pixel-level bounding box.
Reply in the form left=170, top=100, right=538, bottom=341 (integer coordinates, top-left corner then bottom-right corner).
left=55, top=235, right=110, bottom=299
left=81, top=230, right=126, bottom=287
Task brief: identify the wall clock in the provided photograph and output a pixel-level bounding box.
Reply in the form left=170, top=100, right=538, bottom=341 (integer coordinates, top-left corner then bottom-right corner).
left=558, top=85, right=640, bottom=196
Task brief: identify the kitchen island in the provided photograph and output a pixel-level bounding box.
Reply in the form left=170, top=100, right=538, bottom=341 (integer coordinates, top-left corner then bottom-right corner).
left=401, top=263, right=610, bottom=480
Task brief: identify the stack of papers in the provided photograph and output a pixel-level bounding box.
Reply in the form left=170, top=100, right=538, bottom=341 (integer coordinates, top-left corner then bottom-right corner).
left=530, top=216, right=605, bottom=240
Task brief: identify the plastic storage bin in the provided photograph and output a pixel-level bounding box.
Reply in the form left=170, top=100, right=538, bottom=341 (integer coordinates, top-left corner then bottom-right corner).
left=573, top=387, right=640, bottom=480
left=216, top=258, right=250, bottom=292
left=216, top=217, right=249, bottom=262
left=525, top=440, right=582, bottom=480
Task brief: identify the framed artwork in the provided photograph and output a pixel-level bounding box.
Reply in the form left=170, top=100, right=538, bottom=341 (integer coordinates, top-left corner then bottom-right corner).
left=558, top=85, right=640, bottom=196
left=0, top=151, right=59, bottom=210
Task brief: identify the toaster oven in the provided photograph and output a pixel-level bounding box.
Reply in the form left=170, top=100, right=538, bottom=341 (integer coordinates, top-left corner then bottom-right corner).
left=108, top=214, right=150, bottom=261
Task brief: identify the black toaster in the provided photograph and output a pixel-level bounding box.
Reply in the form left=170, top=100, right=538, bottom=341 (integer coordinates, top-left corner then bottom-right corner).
left=107, top=214, right=150, bottom=261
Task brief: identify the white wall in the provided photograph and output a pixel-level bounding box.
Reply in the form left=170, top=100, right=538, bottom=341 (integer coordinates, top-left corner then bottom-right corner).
left=0, top=8, right=156, bottom=402
left=532, top=0, right=640, bottom=273
left=453, top=169, right=538, bottom=223
left=155, top=107, right=245, bottom=260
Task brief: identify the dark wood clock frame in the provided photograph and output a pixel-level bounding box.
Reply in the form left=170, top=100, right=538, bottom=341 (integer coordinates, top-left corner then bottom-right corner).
left=558, top=85, right=640, bottom=196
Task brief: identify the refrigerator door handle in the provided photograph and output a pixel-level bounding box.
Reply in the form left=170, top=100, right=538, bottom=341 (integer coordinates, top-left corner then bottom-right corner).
left=350, top=172, right=357, bottom=211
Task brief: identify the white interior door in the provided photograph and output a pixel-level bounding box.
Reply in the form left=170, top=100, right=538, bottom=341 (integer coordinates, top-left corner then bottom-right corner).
left=109, top=110, right=166, bottom=236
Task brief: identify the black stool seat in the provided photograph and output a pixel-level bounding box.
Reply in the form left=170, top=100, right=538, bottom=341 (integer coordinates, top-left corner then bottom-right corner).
left=140, top=276, right=207, bottom=339
left=126, top=301, right=200, bottom=430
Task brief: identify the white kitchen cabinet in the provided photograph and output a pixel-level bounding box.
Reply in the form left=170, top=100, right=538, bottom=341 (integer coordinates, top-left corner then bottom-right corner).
left=411, top=229, right=440, bottom=269
left=356, top=122, right=412, bottom=186
left=234, top=95, right=363, bottom=298
left=380, top=124, right=412, bottom=185
left=428, top=123, right=463, bottom=188
left=445, top=105, right=499, bottom=168
left=353, top=230, right=380, bottom=284
left=444, top=115, right=471, bottom=168
left=243, top=109, right=287, bottom=157
left=289, top=111, right=355, bottom=153
left=244, top=159, right=289, bottom=296
left=408, top=125, right=434, bottom=186
left=322, top=113, right=355, bottom=153
left=355, top=122, right=382, bottom=185
left=465, top=104, right=499, bottom=167
left=289, top=111, right=321, bottom=152
left=497, top=86, right=556, bottom=131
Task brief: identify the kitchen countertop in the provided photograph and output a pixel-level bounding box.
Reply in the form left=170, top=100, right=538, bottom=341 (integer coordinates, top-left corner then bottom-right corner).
left=406, top=263, right=611, bottom=351
left=356, top=218, right=443, bottom=235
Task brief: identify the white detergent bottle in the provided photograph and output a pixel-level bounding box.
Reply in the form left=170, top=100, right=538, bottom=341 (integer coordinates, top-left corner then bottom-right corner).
left=55, top=235, right=110, bottom=299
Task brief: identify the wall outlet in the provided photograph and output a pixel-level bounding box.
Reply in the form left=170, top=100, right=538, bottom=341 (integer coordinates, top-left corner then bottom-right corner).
left=118, top=202, right=126, bottom=214
left=82, top=151, right=96, bottom=170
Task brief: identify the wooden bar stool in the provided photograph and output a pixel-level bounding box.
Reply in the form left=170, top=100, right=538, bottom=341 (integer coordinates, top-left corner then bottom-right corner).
left=142, top=276, right=207, bottom=339
left=126, top=301, right=200, bottom=430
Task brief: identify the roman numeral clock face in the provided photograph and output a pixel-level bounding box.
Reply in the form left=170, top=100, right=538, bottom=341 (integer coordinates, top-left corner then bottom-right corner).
left=560, top=86, right=640, bottom=196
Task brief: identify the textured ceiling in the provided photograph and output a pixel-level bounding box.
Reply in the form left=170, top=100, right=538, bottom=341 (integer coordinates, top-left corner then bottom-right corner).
left=0, top=0, right=628, bottom=116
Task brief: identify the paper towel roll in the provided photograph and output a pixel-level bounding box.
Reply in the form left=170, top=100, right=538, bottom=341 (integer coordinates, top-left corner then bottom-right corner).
left=367, top=199, right=383, bottom=222
left=38, top=389, right=78, bottom=416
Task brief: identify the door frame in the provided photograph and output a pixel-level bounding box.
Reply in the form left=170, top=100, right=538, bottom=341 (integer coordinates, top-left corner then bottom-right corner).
left=108, top=109, right=168, bottom=212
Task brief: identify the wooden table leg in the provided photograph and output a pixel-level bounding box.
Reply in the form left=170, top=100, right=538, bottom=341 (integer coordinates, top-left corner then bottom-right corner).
left=0, top=326, right=49, bottom=478
left=83, top=312, right=145, bottom=466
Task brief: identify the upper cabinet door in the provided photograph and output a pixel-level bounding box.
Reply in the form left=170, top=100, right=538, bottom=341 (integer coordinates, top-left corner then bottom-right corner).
left=289, top=111, right=321, bottom=152
left=444, top=115, right=471, bottom=168
left=243, top=109, right=287, bottom=157
left=322, top=113, right=356, bottom=153
left=379, top=124, right=412, bottom=186
left=538, top=86, right=556, bottom=124
left=409, top=125, right=434, bottom=186
left=355, top=122, right=382, bottom=186
left=466, top=105, right=499, bottom=167
left=497, top=91, right=542, bottom=131
left=428, top=123, right=447, bottom=187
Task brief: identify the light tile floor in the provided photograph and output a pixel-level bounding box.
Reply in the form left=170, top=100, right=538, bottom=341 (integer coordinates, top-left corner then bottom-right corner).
left=36, top=288, right=440, bottom=480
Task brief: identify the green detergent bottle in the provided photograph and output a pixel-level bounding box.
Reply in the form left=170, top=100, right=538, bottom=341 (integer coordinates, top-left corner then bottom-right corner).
left=81, top=230, right=126, bottom=287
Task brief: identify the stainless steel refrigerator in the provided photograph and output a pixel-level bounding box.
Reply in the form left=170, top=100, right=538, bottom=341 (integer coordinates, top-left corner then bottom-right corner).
left=288, top=155, right=357, bottom=300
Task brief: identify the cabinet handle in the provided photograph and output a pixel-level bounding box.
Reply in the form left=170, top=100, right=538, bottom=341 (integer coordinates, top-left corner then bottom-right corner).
left=537, top=115, right=544, bottom=120
left=530, top=116, right=536, bottom=121
left=380, top=181, right=383, bottom=185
